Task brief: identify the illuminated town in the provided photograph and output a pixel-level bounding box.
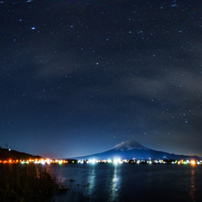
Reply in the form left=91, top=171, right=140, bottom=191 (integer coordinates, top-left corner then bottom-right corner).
left=1, top=158, right=201, bottom=166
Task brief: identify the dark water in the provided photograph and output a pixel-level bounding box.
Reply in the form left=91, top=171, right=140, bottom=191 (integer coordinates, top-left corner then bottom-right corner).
left=50, top=164, right=202, bottom=201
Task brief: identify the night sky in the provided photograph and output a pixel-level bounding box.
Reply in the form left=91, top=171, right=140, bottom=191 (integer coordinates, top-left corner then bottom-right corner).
left=0, top=0, right=201, bottom=158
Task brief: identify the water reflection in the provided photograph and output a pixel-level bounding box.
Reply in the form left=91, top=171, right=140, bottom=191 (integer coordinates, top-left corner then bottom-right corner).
left=87, top=165, right=95, bottom=195
left=190, top=169, right=196, bottom=201
left=110, top=165, right=121, bottom=201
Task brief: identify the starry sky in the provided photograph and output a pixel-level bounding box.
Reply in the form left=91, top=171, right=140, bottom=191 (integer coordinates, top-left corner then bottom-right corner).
left=0, top=0, right=201, bottom=158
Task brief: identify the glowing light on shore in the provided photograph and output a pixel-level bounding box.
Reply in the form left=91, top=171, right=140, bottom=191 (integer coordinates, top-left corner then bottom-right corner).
left=88, top=159, right=96, bottom=164
left=190, top=160, right=196, bottom=166
left=108, top=159, right=112, bottom=163
left=113, top=159, right=118, bottom=165
left=113, top=158, right=122, bottom=164
left=41, top=159, right=45, bottom=165
left=0, top=157, right=201, bottom=166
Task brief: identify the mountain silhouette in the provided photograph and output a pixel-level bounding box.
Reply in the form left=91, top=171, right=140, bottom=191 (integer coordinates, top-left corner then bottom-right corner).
left=0, top=148, right=41, bottom=160
left=76, top=140, right=200, bottom=160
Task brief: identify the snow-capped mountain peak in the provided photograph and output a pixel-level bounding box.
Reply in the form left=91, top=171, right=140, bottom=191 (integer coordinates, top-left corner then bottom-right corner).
left=112, top=140, right=147, bottom=151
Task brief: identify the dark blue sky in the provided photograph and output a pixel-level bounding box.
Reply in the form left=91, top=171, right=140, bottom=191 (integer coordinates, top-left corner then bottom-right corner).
left=0, top=0, right=201, bottom=158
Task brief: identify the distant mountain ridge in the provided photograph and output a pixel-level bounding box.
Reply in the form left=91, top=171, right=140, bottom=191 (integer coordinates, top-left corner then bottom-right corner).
left=75, top=140, right=200, bottom=160
left=0, top=148, right=42, bottom=160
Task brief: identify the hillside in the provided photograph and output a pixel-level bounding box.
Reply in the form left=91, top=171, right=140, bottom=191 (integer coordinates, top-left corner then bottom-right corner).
left=0, top=148, right=42, bottom=160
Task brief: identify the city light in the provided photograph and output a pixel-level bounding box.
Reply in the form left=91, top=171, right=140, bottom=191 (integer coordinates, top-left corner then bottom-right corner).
left=190, top=160, right=196, bottom=166
left=113, top=159, right=118, bottom=165
left=0, top=158, right=201, bottom=166
left=108, top=159, right=112, bottom=163
left=113, top=158, right=122, bottom=165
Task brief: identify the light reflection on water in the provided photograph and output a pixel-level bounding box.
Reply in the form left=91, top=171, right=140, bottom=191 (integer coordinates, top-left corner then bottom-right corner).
left=87, top=165, right=95, bottom=195
left=110, top=165, right=121, bottom=201
left=190, top=168, right=196, bottom=202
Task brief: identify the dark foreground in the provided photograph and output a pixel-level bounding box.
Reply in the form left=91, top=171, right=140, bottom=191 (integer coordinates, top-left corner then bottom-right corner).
left=0, top=164, right=58, bottom=201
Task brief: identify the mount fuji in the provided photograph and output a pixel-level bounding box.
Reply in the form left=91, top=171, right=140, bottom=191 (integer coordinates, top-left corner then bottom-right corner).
left=75, top=140, right=200, bottom=160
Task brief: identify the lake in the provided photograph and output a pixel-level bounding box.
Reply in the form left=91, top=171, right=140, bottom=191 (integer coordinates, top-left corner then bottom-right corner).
left=50, top=164, right=202, bottom=201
